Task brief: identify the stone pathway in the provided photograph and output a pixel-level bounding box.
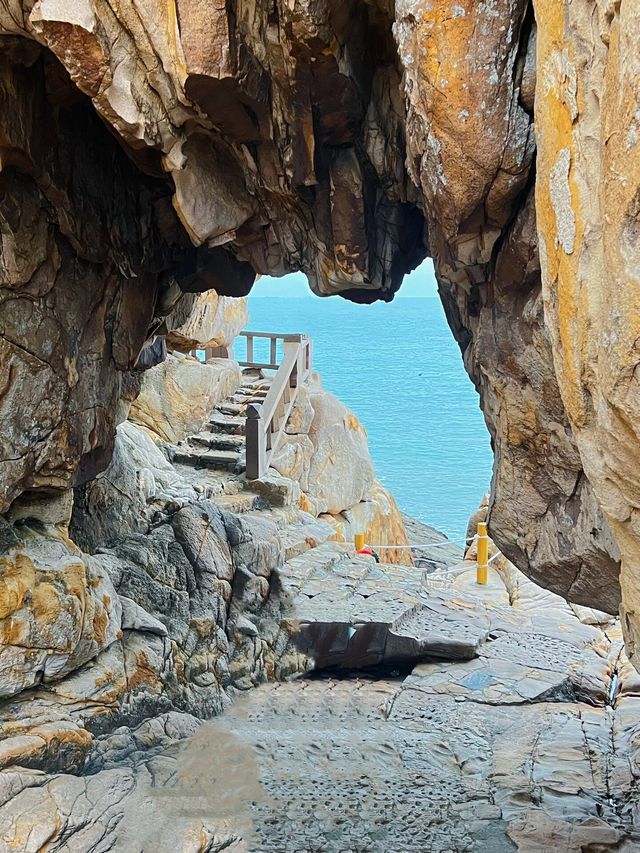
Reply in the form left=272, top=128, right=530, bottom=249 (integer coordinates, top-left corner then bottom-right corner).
left=191, top=560, right=639, bottom=852
left=3, top=556, right=639, bottom=851
left=170, top=370, right=271, bottom=476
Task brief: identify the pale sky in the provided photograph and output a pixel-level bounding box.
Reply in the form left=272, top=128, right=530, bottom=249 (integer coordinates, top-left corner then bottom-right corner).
left=251, top=258, right=438, bottom=297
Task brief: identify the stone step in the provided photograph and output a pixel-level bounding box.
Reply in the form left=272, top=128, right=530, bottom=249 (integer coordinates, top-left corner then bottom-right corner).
left=278, top=552, right=491, bottom=671
left=172, top=446, right=242, bottom=471
left=213, top=492, right=266, bottom=514
left=237, top=387, right=269, bottom=398
left=189, top=431, right=245, bottom=452
left=209, top=414, right=246, bottom=435
left=240, top=382, right=270, bottom=390
left=218, top=402, right=244, bottom=416
left=278, top=518, right=336, bottom=562
left=229, top=394, right=265, bottom=406
left=241, top=368, right=266, bottom=380
left=241, top=377, right=272, bottom=390
left=278, top=541, right=353, bottom=594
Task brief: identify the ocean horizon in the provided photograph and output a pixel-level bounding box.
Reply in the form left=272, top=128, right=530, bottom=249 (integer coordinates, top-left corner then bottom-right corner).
left=239, top=295, right=494, bottom=540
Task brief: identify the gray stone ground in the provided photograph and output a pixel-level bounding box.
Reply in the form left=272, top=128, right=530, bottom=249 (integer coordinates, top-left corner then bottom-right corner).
left=3, top=554, right=640, bottom=852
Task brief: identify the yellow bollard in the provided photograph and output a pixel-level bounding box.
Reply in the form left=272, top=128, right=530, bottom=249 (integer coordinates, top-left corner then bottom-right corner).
left=476, top=522, right=488, bottom=585
left=354, top=532, right=365, bottom=551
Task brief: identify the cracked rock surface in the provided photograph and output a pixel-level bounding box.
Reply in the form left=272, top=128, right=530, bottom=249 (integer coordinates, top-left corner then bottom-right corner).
left=0, top=358, right=413, bottom=832
left=2, top=554, right=639, bottom=852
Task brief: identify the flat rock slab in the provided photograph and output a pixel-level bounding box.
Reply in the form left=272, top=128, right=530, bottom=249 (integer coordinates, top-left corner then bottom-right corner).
left=276, top=553, right=620, bottom=704
left=4, top=674, right=640, bottom=852
left=280, top=549, right=493, bottom=669
left=1, top=552, right=639, bottom=851
left=177, top=680, right=518, bottom=853
left=11, top=677, right=633, bottom=853
left=388, top=603, right=489, bottom=662
left=401, top=513, right=465, bottom=571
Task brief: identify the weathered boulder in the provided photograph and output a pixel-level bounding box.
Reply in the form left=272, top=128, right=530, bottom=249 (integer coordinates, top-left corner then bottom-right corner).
left=129, top=353, right=241, bottom=444
left=266, top=380, right=411, bottom=562
left=0, top=525, right=122, bottom=698
left=321, top=481, right=413, bottom=567
left=70, top=421, right=198, bottom=552
left=403, top=513, right=464, bottom=572
left=166, top=291, right=248, bottom=352
left=275, top=380, right=375, bottom=516
left=306, top=386, right=374, bottom=515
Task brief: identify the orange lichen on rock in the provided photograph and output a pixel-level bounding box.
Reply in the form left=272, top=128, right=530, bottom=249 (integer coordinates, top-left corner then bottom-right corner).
left=0, top=553, right=35, bottom=619
left=321, top=481, right=413, bottom=566
left=534, top=0, right=640, bottom=660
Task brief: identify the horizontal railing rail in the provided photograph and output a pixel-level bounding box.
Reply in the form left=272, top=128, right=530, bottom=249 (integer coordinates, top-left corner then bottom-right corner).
left=236, top=330, right=307, bottom=371
left=245, top=335, right=312, bottom=480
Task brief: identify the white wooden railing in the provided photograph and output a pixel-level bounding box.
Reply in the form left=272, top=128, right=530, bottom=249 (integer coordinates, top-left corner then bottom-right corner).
left=244, top=333, right=312, bottom=480
left=236, top=330, right=308, bottom=371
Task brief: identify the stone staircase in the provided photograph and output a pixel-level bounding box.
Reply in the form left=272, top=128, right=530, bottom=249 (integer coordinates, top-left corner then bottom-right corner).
left=165, top=366, right=337, bottom=561
left=171, top=371, right=272, bottom=476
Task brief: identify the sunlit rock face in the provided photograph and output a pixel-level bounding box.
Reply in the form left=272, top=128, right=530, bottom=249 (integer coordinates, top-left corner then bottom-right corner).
left=129, top=353, right=241, bottom=444
left=533, top=2, right=640, bottom=658
left=394, top=1, right=621, bottom=612
left=166, top=291, right=249, bottom=352
left=0, top=1, right=635, bottom=631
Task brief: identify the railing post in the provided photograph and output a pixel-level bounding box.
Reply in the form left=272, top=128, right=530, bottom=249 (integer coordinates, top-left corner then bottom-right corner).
left=205, top=345, right=230, bottom=360
left=245, top=403, right=266, bottom=480
left=284, top=341, right=299, bottom=388
left=477, top=522, right=489, bottom=585
left=246, top=333, right=254, bottom=364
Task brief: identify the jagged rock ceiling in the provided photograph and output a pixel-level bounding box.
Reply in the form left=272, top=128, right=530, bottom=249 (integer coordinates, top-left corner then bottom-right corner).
left=1, top=0, right=637, bottom=649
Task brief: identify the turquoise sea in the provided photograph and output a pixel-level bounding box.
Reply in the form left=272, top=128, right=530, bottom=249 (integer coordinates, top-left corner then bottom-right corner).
left=239, top=296, right=493, bottom=539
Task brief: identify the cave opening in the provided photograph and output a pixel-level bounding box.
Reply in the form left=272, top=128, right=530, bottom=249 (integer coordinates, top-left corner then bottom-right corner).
left=2, top=1, right=640, bottom=848
left=242, top=261, right=493, bottom=538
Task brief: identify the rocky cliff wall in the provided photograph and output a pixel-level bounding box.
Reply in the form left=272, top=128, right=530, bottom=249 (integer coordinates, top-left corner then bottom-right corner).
left=395, top=3, right=620, bottom=614
left=0, top=351, right=412, bottom=774
left=0, top=3, right=637, bottom=652
left=533, top=1, right=640, bottom=659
